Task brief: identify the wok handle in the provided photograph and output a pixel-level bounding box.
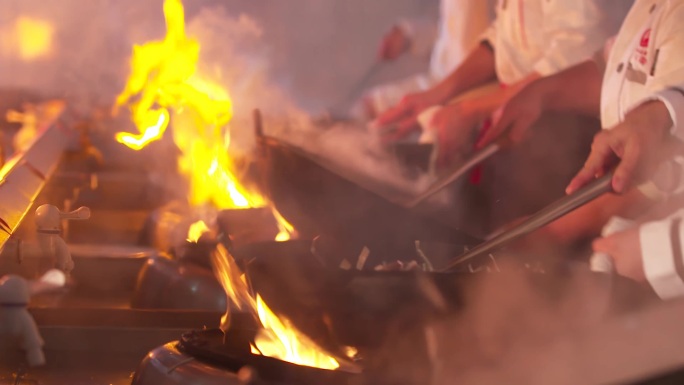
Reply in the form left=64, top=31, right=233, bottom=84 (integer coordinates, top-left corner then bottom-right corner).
left=442, top=172, right=615, bottom=272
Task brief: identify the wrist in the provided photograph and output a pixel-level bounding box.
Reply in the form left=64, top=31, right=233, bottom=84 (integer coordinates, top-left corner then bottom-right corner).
left=532, top=77, right=557, bottom=112
left=431, top=83, right=454, bottom=105
left=626, top=100, right=672, bottom=141
left=648, top=89, right=684, bottom=136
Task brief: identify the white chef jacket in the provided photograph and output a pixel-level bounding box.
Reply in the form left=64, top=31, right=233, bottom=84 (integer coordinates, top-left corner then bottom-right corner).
left=597, top=0, right=684, bottom=299
left=428, top=0, right=497, bottom=81
left=483, top=0, right=633, bottom=85
left=368, top=0, right=495, bottom=113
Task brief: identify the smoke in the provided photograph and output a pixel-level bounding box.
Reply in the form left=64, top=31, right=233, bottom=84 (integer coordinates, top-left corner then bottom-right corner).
left=367, top=260, right=657, bottom=385
left=0, top=0, right=431, bottom=200
left=178, top=3, right=435, bottom=199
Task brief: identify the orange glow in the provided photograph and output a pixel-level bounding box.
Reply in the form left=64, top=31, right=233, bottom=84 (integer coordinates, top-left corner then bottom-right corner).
left=115, top=109, right=169, bottom=151
left=255, top=295, right=339, bottom=370
left=115, top=0, right=296, bottom=240
left=210, top=244, right=340, bottom=370
left=272, top=208, right=295, bottom=242
left=186, top=220, right=210, bottom=243
left=12, top=17, right=54, bottom=60
left=113, top=0, right=266, bottom=209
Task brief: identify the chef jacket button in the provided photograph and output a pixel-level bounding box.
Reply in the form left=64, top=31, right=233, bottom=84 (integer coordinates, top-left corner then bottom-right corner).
left=617, top=63, right=624, bottom=73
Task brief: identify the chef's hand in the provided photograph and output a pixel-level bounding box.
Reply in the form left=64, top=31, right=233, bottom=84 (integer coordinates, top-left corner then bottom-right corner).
left=567, top=100, right=674, bottom=195
left=429, top=102, right=483, bottom=167
left=372, top=89, right=445, bottom=142
left=378, top=25, right=410, bottom=61
left=592, top=227, right=646, bottom=282
left=476, top=81, right=544, bottom=149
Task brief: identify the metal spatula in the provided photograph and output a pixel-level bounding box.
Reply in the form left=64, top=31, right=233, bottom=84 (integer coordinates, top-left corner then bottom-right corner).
left=405, top=136, right=510, bottom=208
left=442, top=172, right=615, bottom=272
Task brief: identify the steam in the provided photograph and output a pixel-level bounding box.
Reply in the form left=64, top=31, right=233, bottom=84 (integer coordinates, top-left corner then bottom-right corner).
left=184, top=6, right=430, bottom=197
left=273, top=121, right=435, bottom=197
left=0, top=0, right=434, bottom=198
left=368, top=261, right=656, bottom=385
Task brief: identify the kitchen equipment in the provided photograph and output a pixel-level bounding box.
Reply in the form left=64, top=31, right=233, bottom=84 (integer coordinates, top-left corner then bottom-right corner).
left=443, top=172, right=615, bottom=271
left=406, top=137, right=508, bottom=208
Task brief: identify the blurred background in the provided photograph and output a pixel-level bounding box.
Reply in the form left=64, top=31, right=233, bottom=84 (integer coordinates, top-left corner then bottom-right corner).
left=0, top=0, right=439, bottom=113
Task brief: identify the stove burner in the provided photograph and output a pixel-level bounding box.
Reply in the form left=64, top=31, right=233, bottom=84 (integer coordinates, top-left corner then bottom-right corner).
left=177, top=328, right=358, bottom=385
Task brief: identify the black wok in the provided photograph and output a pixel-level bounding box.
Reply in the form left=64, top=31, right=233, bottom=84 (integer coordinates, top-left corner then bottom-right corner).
left=234, top=240, right=657, bottom=350
left=255, top=135, right=480, bottom=255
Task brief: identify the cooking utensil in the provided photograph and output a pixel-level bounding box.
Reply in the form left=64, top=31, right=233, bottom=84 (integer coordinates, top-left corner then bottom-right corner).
left=443, top=172, right=615, bottom=271
left=238, top=239, right=655, bottom=350
left=405, top=137, right=509, bottom=208
left=255, top=135, right=482, bottom=251
left=328, top=61, right=384, bottom=118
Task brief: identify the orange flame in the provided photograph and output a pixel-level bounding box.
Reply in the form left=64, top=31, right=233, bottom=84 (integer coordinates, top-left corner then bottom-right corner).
left=113, top=0, right=262, bottom=209
left=186, top=220, right=210, bottom=243
left=209, top=244, right=340, bottom=369
left=114, top=0, right=296, bottom=240
left=254, top=295, right=339, bottom=370
left=272, top=207, right=295, bottom=242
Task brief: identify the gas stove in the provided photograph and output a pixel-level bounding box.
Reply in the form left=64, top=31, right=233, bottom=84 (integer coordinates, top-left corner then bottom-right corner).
left=133, top=328, right=359, bottom=385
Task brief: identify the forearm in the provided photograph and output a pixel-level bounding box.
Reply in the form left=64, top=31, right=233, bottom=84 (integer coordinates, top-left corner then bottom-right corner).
left=432, top=43, right=497, bottom=104
left=548, top=189, right=656, bottom=245
left=462, top=73, right=542, bottom=119
left=533, top=60, right=603, bottom=117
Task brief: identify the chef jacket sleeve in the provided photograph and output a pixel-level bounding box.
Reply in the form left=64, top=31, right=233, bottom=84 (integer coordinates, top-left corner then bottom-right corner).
left=640, top=210, right=684, bottom=299
left=531, top=0, right=624, bottom=77
left=592, top=35, right=617, bottom=75
left=398, top=16, right=439, bottom=58
left=637, top=3, right=684, bottom=143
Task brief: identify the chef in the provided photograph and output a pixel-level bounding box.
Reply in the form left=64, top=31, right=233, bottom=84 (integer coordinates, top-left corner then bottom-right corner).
left=479, top=0, right=684, bottom=298
left=373, top=0, right=632, bottom=161
left=364, top=0, right=495, bottom=118
left=372, top=0, right=632, bottom=234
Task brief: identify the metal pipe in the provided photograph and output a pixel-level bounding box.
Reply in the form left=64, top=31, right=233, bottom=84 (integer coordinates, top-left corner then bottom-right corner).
left=442, top=172, right=614, bottom=271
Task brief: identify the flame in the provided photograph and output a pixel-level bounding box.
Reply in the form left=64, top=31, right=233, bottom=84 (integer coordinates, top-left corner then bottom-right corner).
left=210, top=244, right=340, bottom=370
left=186, top=220, right=210, bottom=243
left=114, top=109, right=169, bottom=151
left=114, top=0, right=296, bottom=239
left=254, top=295, right=339, bottom=370
left=210, top=244, right=256, bottom=321
left=113, top=0, right=263, bottom=209
left=272, top=208, right=295, bottom=242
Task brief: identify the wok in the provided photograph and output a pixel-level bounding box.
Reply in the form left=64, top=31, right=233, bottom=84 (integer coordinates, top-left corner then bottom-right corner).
left=235, top=240, right=657, bottom=350
left=255, top=135, right=480, bottom=255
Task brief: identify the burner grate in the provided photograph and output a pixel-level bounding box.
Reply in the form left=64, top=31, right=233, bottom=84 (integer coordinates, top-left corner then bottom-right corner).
left=177, top=328, right=358, bottom=385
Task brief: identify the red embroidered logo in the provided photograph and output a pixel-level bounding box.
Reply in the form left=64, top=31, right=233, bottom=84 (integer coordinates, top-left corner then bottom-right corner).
left=634, top=28, right=652, bottom=66
left=640, top=29, right=651, bottom=48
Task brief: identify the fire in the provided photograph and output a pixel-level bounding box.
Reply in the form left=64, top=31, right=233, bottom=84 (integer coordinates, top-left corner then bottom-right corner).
left=272, top=208, right=295, bottom=242
left=186, top=220, right=210, bottom=243
left=113, top=0, right=261, bottom=209
left=120, top=1, right=309, bottom=362
left=114, top=110, right=168, bottom=151
left=114, top=0, right=296, bottom=240
left=209, top=244, right=340, bottom=370
left=254, top=295, right=339, bottom=370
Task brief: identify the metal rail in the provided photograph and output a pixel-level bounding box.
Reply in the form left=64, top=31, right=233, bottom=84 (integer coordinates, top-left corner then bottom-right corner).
left=0, top=101, right=77, bottom=250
